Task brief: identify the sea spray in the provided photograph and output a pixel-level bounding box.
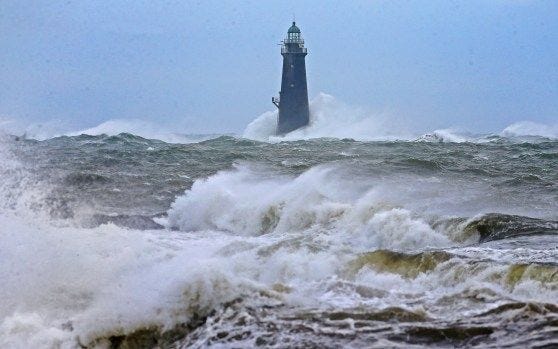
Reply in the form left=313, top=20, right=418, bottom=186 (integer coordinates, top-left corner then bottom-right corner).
left=4, top=94, right=557, bottom=144
left=166, top=164, right=452, bottom=250
left=0, top=132, right=556, bottom=347
left=502, top=121, right=558, bottom=139
left=243, top=93, right=412, bottom=142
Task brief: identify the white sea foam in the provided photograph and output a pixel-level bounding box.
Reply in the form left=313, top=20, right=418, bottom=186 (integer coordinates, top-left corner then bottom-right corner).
left=0, top=210, right=250, bottom=348
left=0, top=118, right=220, bottom=144
left=243, top=93, right=558, bottom=143
left=0, top=135, right=48, bottom=216
left=3, top=96, right=555, bottom=145
left=501, top=121, right=558, bottom=139
left=56, top=118, right=558, bottom=144
left=0, top=142, right=243, bottom=346
left=415, top=128, right=475, bottom=143
left=243, top=93, right=413, bottom=142
left=67, top=119, right=219, bottom=144
left=0, top=118, right=67, bottom=141
left=167, top=163, right=453, bottom=250
left=0, top=136, right=556, bottom=348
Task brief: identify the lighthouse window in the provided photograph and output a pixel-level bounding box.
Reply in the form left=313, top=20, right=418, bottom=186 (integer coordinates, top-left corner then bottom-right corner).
left=290, top=84, right=294, bottom=87
left=291, top=64, right=294, bottom=68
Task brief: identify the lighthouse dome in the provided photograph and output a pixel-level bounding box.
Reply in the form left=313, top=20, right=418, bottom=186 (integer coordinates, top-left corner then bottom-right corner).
left=284, top=21, right=304, bottom=45
left=288, top=22, right=301, bottom=33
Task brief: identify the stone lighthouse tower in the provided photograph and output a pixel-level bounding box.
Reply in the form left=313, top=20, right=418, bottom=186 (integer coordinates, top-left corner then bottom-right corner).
left=272, top=22, right=310, bottom=135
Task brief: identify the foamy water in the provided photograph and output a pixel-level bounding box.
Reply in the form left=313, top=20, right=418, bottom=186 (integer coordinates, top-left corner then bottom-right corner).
left=4, top=93, right=557, bottom=144
left=243, top=93, right=558, bottom=143
left=0, top=113, right=557, bottom=348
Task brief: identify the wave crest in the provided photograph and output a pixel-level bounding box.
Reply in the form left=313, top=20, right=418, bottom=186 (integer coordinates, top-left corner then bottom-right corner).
left=502, top=121, right=558, bottom=139
left=166, top=164, right=452, bottom=251
left=243, top=93, right=412, bottom=142
left=68, top=119, right=219, bottom=144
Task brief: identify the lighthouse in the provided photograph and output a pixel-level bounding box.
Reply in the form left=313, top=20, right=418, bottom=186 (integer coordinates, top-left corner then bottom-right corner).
left=272, top=22, right=310, bottom=135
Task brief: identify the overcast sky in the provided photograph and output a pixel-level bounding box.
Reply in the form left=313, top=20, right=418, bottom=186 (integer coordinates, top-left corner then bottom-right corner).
left=1, top=0, right=557, bottom=135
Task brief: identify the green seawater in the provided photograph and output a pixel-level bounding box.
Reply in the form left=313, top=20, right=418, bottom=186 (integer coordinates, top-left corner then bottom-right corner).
left=1, top=133, right=557, bottom=348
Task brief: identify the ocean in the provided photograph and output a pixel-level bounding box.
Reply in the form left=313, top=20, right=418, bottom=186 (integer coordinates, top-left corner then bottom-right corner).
left=0, top=115, right=557, bottom=348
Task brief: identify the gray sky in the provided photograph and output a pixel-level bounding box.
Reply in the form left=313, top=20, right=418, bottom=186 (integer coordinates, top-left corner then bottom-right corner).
left=1, top=0, right=557, bottom=135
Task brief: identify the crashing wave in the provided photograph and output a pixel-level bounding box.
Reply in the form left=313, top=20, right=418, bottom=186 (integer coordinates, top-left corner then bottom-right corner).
left=415, top=129, right=473, bottom=143
left=1, top=119, right=221, bottom=144
left=66, top=119, right=221, bottom=144
left=1, top=128, right=557, bottom=348
left=243, top=93, right=413, bottom=142
left=243, top=94, right=557, bottom=144
left=166, top=163, right=455, bottom=250
left=502, top=121, right=558, bottom=139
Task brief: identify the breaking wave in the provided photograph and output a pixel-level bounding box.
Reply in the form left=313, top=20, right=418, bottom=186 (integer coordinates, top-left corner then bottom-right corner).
left=3, top=97, right=556, bottom=146
left=67, top=119, right=220, bottom=144
left=0, top=130, right=556, bottom=347
left=243, top=93, right=413, bottom=142
left=165, top=163, right=453, bottom=251
left=0, top=119, right=220, bottom=144
left=502, top=121, right=558, bottom=139
left=58, top=118, right=558, bottom=144
left=0, top=138, right=246, bottom=347
left=415, top=129, right=478, bottom=143
left=243, top=93, right=558, bottom=144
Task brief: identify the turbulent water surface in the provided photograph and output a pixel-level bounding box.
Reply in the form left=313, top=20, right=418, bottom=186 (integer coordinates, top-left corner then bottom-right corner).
left=1, top=132, right=557, bottom=348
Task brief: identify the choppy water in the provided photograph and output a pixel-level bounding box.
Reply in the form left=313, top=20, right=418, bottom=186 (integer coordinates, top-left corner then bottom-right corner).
left=1, top=132, right=557, bottom=348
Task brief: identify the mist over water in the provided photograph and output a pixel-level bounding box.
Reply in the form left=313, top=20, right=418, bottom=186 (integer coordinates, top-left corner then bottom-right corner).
left=0, top=100, right=557, bottom=348
left=243, top=93, right=558, bottom=143
left=4, top=92, right=557, bottom=144
left=243, top=93, right=414, bottom=142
